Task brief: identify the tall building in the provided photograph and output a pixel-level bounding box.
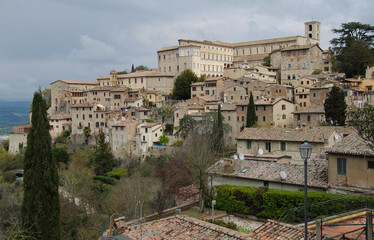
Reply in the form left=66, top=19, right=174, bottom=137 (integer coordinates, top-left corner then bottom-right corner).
left=157, top=21, right=321, bottom=78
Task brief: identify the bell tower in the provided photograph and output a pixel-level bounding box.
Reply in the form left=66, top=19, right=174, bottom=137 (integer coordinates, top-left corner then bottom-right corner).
left=305, top=21, right=321, bottom=42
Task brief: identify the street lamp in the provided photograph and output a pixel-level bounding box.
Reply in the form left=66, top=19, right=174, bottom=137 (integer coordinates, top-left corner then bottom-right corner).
left=300, top=140, right=312, bottom=240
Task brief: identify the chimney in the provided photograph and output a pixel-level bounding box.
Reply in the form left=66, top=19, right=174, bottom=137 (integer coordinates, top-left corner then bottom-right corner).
left=224, top=159, right=233, bottom=173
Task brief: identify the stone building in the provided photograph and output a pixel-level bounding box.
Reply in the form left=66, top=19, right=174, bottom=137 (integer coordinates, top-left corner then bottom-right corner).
left=326, top=132, right=374, bottom=194
left=50, top=80, right=98, bottom=115
left=293, top=105, right=325, bottom=127
left=254, top=97, right=296, bottom=128
left=97, top=69, right=175, bottom=95
left=70, top=103, right=107, bottom=135
left=136, top=122, right=164, bottom=155
left=270, top=44, right=324, bottom=85
left=8, top=124, right=30, bottom=154
left=49, top=113, right=71, bottom=139
left=111, top=120, right=140, bottom=158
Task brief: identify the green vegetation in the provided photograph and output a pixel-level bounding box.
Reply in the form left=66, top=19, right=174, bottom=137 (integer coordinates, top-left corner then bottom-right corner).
left=206, top=185, right=370, bottom=223
left=22, top=90, right=60, bottom=239
left=263, top=55, right=270, bottom=66
left=145, top=118, right=155, bottom=123
left=312, top=69, right=322, bottom=75
left=90, top=130, right=115, bottom=175
left=324, top=86, right=347, bottom=126
left=347, top=105, right=374, bottom=149
left=52, top=146, right=70, bottom=164
left=159, top=135, right=169, bottom=144
left=204, top=219, right=238, bottom=231
left=330, top=22, right=374, bottom=77
left=172, top=69, right=199, bottom=100
left=246, top=92, right=257, bottom=128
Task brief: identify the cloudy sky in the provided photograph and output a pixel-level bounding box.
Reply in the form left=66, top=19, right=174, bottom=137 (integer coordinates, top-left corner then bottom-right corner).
left=0, top=0, right=373, bottom=101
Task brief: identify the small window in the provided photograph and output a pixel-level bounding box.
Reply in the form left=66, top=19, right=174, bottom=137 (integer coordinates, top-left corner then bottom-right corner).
left=280, top=142, right=286, bottom=151
left=265, top=142, right=271, bottom=152
left=337, top=158, right=346, bottom=175
left=368, top=161, right=374, bottom=169
left=247, top=141, right=251, bottom=149
left=282, top=114, right=286, bottom=119
left=282, top=105, right=286, bottom=110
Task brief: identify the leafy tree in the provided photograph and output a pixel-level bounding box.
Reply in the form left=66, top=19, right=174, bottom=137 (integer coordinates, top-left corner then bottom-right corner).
left=263, top=55, right=270, bottom=66
left=1, top=139, right=9, bottom=151
left=29, top=87, right=51, bottom=110
left=117, top=70, right=128, bottom=74
left=52, top=146, right=69, bottom=164
left=131, top=64, right=135, bottom=73
left=324, top=86, right=347, bottom=126
left=172, top=69, right=199, bottom=100
left=347, top=105, right=374, bottom=149
left=159, top=135, right=169, bottom=144
left=164, top=124, right=174, bottom=135
left=91, top=130, right=115, bottom=175
left=175, top=114, right=196, bottom=139
left=330, top=22, right=374, bottom=77
left=246, top=92, right=257, bottom=127
left=22, top=90, right=60, bottom=239
left=135, top=65, right=149, bottom=71
left=331, top=22, right=374, bottom=53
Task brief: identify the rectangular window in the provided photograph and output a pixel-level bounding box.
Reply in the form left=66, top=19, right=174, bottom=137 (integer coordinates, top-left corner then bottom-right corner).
left=280, top=142, right=286, bottom=151
left=368, top=161, right=374, bottom=169
left=337, top=158, right=347, bottom=175
left=282, top=105, right=286, bottom=110
left=247, top=140, right=251, bottom=149
left=266, top=142, right=271, bottom=152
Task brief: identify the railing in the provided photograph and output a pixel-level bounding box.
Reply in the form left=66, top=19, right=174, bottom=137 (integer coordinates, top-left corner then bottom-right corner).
left=278, top=194, right=374, bottom=224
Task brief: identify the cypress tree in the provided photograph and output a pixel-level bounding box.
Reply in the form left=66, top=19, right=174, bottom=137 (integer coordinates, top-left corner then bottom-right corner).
left=22, top=90, right=60, bottom=239
left=246, top=92, right=258, bottom=127
left=131, top=64, right=135, bottom=73
left=212, top=104, right=224, bottom=155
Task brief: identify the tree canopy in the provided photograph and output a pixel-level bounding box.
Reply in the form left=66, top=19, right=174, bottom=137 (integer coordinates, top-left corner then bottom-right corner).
left=91, top=130, right=115, bottom=175
left=347, top=105, right=374, bottom=149
left=22, top=90, right=60, bottom=239
left=330, top=22, right=374, bottom=77
left=172, top=69, right=199, bottom=100
left=324, top=86, right=347, bottom=126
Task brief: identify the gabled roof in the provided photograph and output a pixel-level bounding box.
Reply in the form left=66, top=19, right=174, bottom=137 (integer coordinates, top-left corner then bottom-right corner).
left=281, top=44, right=322, bottom=52
left=249, top=220, right=317, bottom=239
left=255, top=97, right=294, bottom=106
left=209, top=158, right=328, bottom=188
left=50, top=80, right=98, bottom=85
left=49, top=113, right=71, bottom=120
left=236, top=127, right=339, bottom=143
left=120, top=215, right=250, bottom=240
left=293, top=104, right=325, bottom=114
left=325, top=132, right=374, bottom=157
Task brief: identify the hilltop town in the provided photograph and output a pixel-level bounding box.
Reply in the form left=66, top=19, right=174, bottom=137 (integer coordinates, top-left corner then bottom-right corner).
left=2, top=20, right=374, bottom=239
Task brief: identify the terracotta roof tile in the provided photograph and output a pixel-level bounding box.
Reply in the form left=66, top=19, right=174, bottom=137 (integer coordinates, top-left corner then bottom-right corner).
left=120, top=215, right=251, bottom=240
left=209, top=157, right=328, bottom=188
left=249, top=220, right=317, bottom=240
left=325, top=132, right=374, bottom=157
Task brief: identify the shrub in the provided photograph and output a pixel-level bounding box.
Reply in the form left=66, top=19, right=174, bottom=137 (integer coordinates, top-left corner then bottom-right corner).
left=159, top=135, right=169, bottom=144
left=106, top=168, right=127, bottom=179
left=172, top=140, right=183, bottom=147
left=312, top=69, right=322, bottom=75
left=145, top=119, right=154, bottom=123
left=3, top=170, right=16, bottom=183
left=93, top=175, right=116, bottom=185
left=205, top=219, right=238, bottom=230
left=52, top=146, right=70, bottom=164
left=211, top=185, right=354, bottom=222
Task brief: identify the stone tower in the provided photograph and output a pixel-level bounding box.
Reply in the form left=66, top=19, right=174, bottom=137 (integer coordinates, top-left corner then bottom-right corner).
left=305, top=21, right=321, bottom=41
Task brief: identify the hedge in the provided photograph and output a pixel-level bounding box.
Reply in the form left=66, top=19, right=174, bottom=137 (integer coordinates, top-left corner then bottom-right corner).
left=208, top=185, right=372, bottom=222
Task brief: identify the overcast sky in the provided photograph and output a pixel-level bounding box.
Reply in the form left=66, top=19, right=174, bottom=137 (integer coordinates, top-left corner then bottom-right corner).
left=0, top=0, right=373, bottom=101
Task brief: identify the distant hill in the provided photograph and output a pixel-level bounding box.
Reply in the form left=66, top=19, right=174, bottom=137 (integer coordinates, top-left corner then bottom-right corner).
left=0, top=100, right=30, bottom=135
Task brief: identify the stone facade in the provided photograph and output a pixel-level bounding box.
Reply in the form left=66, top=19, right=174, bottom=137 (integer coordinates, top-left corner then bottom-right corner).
left=111, top=120, right=140, bottom=158
left=255, top=98, right=296, bottom=128
left=49, top=113, right=72, bottom=139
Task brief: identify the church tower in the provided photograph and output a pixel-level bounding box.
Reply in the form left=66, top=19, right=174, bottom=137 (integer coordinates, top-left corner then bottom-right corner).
left=305, top=21, right=321, bottom=41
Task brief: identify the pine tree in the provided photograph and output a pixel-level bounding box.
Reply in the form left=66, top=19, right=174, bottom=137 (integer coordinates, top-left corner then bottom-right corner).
left=22, top=90, right=60, bottom=239
left=324, top=86, right=347, bottom=126
left=91, top=130, right=115, bottom=175
left=246, top=92, right=258, bottom=127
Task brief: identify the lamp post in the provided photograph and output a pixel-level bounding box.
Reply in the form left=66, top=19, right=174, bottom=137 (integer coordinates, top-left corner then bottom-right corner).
left=300, top=140, right=312, bottom=240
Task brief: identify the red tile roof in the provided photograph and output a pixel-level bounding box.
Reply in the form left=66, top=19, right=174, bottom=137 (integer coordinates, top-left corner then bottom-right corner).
left=120, top=215, right=251, bottom=240
left=250, top=220, right=317, bottom=240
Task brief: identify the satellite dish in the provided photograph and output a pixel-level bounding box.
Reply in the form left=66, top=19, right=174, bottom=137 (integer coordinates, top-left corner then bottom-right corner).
left=233, top=155, right=238, bottom=160
left=239, top=153, right=244, bottom=160
left=258, top=149, right=264, bottom=155
left=334, top=133, right=339, bottom=140
left=280, top=171, right=287, bottom=180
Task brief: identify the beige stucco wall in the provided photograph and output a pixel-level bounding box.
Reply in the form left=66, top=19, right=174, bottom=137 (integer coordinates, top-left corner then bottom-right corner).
left=272, top=100, right=295, bottom=128
left=8, top=133, right=27, bottom=154
left=328, top=154, right=374, bottom=190
left=225, top=85, right=247, bottom=103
